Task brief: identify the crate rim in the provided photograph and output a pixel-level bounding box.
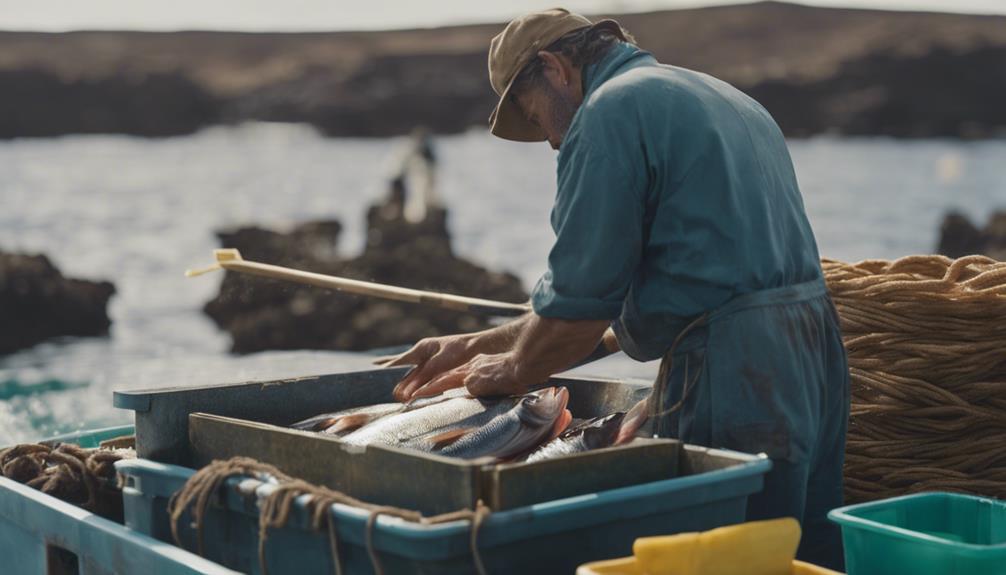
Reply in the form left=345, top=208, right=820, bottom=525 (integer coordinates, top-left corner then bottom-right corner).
left=828, top=491, right=1006, bottom=555
left=116, top=445, right=770, bottom=551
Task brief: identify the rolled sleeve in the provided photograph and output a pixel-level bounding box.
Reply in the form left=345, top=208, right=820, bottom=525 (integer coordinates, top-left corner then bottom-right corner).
left=531, top=110, right=647, bottom=320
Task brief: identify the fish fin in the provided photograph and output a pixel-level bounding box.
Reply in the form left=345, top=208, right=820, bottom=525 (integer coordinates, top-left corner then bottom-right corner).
left=291, top=417, right=337, bottom=432
left=615, top=398, right=650, bottom=445
left=325, top=413, right=373, bottom=435
left=547, top=409, right=573, bottom=442
left=429, top=428, right=477, bottom=449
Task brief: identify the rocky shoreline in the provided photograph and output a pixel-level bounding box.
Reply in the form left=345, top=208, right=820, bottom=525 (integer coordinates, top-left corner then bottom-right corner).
left=0, top=251, right=115, bottom=355
left=937, top=211, right=1006, bottom=261
left=1, top=2, right=1004, bottom=139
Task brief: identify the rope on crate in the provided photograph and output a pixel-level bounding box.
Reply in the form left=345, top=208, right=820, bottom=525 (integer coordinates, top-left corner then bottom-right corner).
left=168, top=457, right=491, bottom=575
left=0, top=442, right=134, bottom=510
left=823, top=254, right=1006, bottom=503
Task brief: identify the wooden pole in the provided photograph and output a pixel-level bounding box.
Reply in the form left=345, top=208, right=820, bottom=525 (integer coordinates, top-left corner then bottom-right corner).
left=186, top=249, right=531, bottom=318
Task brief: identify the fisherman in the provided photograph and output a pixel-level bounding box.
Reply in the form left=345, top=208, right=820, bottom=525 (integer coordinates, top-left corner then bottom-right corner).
left=385, top=9, right=849, bottom=569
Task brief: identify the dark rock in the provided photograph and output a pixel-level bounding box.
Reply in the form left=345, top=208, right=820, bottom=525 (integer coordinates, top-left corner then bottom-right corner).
left=936, top=211, right=1006, bottom=260
left=747, top=45, right=1006, bottom=139
left=0, top=251, right=115, bottom=355
left=3, top=3, right=1006, bottom=139
left=0, top=68, right=219, bottom=138
left=231, top=52, right=494, bottom=138
left=203, top=211, right=527, bottom=353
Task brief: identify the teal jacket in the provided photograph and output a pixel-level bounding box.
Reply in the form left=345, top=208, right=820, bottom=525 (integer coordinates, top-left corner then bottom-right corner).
left=530, top=42, right=823, bottom=360
left=529, top=43, right=849, bottom=570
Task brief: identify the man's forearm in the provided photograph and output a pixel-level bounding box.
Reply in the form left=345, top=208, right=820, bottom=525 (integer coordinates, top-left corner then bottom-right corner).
left=509, top=315, right=611, bottom=383
left=468, top=313, right=535, bottom=355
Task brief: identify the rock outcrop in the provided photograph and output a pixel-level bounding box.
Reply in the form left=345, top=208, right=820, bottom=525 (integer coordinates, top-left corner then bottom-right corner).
left=203, top=207, right=527, bottom=353
left=0, top=251, right=115, bottom=355
left=0, top=69, right=219, bottom=139
left=2, top=2, right=1005, bottom=139
left=937, top=211, right=1006, bottom=261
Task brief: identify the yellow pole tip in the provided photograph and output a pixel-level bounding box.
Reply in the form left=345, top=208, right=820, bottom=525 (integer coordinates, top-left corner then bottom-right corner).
left=214, top=248, right=243, bottom=262
left=184, top=263, right=222, bottom=277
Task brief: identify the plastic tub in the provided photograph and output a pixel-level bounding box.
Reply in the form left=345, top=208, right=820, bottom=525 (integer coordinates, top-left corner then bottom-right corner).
left=828, top=492, right=1006, bottom=575
left=0, top=424, right=238, bottom=574
left=118, top=444, right=771, bottom=575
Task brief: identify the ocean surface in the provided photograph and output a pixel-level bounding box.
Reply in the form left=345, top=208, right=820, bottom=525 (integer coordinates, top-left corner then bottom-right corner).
left=1, top=123, right=1004, bottom=443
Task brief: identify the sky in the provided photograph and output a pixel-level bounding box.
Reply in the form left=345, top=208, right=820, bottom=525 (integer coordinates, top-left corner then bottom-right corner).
left=1, top=0, right=1003, bottom=32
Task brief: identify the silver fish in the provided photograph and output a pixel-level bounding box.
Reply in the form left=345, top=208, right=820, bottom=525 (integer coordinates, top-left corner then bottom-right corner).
left=525, top=412, right=626, bottom=463
left=290, top=388, right=468, bottom=434
left=340, top=393, right=515, bottom=448
left=437, top=387, right=572, bottom=460
left=341, top=387, right=571, bottom=461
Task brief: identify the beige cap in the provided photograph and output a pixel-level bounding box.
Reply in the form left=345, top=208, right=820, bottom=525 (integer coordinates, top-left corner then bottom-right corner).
left=488, top=8, right=621, bottom=142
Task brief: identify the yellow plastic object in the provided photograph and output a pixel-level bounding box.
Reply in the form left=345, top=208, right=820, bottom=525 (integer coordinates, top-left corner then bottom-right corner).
left=576, top=556, right=646, bottom=575
left=631, top=532, right=700, bottom=574
left=577, top=518, right=846, bottom=575
left=577, top=559, right=842, bottom=575
left=634, top=518, right=801, bottom=575
left=793, top=560, right=843, bottom=574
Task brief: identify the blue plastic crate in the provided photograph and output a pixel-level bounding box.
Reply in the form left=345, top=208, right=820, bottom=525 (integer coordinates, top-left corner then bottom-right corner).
left=829, top=492, right=1006, bottom=575
left=0, top=425, right=238, bottom=575
left=117, top=444, right=771, bottom=575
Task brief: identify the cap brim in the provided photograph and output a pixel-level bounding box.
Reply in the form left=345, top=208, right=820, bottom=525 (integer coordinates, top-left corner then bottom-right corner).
left=488, top=18, right=624, bottom=143
left=490, top=78, right=546, bottom=142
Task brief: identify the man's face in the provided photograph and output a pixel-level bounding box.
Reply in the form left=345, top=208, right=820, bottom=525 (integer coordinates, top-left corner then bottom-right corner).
left=515, top=80, right=579, bottom=151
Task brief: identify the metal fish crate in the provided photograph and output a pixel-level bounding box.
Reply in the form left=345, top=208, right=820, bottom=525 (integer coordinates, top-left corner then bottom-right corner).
left=114, top=367, right=678, bottom=514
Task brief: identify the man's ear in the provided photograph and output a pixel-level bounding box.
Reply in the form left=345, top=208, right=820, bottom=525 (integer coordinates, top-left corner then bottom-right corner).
left=537, top=51, right=570, bottom=88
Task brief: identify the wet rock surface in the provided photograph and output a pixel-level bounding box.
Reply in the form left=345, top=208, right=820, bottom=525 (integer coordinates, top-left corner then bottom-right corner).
left=0, top=251, right=115, bottom=355
left=203, top=207, right=528, bottom=353
left=937, top=211, right=1006, bottom=260
left=2, top=2, right=1005, bottom=139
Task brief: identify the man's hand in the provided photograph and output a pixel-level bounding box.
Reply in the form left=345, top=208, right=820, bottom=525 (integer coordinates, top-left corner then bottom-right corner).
left=378, top=334, right=479, bottom=401
left=403, top=352, right=542, bottom=400
left=379, top=314, right=610, bottom=403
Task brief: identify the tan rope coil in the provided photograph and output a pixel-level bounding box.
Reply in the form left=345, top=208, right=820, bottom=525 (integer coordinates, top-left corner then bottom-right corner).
left=0, top=442, right=134, bottom=510
left=168, top=457, right=491, bottom=575
left=823, top=255, right=1006, bottom=503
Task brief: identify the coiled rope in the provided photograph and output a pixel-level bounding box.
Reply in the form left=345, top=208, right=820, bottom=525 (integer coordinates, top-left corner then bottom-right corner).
left=168, top=457, right=491, bottom=575
left=0, top=442, right=135, bottom=511
left=823, top=254, right=1006, bottom=502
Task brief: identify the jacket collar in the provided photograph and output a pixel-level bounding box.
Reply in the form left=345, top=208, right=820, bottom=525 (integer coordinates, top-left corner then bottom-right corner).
left=582, top=42, right=654, bottom=98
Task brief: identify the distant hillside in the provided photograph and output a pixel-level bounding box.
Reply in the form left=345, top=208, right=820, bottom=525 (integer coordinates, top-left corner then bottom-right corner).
left=1, top=1, right=1004, bottom=138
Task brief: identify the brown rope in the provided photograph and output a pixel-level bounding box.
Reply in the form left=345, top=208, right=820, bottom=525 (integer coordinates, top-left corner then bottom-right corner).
left=0, top=442, right=134, bottom=510
left=823, top=255, right=1006, bottom=503
left=648, top=313, right=709, bottom=423
left=169, top=457, right=492, bottom=575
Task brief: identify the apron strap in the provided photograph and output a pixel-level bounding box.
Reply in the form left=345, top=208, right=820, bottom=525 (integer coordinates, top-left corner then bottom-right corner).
left=647, top=276, right=828, bottom=424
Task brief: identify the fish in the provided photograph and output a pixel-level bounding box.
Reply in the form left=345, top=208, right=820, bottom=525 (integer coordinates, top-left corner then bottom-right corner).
left=340, top=387, right=572, bottom=460
left=340, top=393, right=514, bottom=448
left=525, top=412, right=626, bottom=463
left=290, top=387, right=468, bottom=435
left=436, top=387, right=572, bottom=460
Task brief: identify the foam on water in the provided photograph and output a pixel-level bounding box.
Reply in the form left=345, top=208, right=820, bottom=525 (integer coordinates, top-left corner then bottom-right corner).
left=1, top=124, right=1003, bottom=441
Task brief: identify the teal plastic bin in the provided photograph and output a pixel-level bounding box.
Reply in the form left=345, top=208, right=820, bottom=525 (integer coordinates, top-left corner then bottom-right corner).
left=0, top=425, right=239, bottom=575
left=829, top=492, right=1006, bottom=575
left=117, top=444, right=771, bottom=575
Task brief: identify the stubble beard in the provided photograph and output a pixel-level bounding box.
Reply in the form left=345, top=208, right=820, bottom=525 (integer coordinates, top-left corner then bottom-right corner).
left=545, top=83, right=577, bottom=149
